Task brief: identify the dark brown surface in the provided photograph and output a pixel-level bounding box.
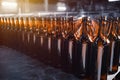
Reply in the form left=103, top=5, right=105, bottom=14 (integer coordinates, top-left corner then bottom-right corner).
left=0, top=46, right=80, bottom=80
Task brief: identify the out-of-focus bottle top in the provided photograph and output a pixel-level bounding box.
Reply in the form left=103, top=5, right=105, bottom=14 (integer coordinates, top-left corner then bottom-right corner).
left=20, top=17, right=23, bottom=21
left=53, top=17, right=56, bottom=21
left=38, top=17, right=42, bottom=21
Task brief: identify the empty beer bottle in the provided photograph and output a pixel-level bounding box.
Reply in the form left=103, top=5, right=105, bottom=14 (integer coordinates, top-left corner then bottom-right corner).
left=92, top=16, right=111, bottom=80
left=72, top=17, right=83, bottom=77
left=36, top=17, right=44, bottom=61
left=108, top=17, right=120, bottom=74
left=61, top=16, right=79, bottom=74
left=6, top=17, right=11, bottom=47
left=37, top=17, right=46, bottom=62
left=12, top=17, right=18, bottom=49
left=14, top=17, right=20, bottom=50
left=0, top=17, right=5, bottom=45
left=84, top=17, right=99, bottom=79
left=61, top=16, right=71, bottom=73
left=3, top=17, right=8, bottom=46
left=25, top=17, right=32, bottom=55
left=0, top=17, right=2, bottom=45
left=33, top=16, right=41, bottom=59
left=41, top=17, right=49, bottom=64
left=10, top=17, right=15, bottom=48
left=19, top=17, right=25, bottom=53
left=28, top=17, right=36, bottom=57
left=51, top=16, right=63, bottom=68
left=117, top=17, right=120, bottom=66
left=48, top=16, right=62, bottom=67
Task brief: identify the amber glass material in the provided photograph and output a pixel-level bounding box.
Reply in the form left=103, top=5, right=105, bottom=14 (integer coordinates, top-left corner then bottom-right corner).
left=108, top=17, right=120, bottom=74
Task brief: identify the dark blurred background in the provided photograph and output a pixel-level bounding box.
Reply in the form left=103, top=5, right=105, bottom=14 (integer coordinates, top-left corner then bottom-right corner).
left=0, top=0, right=119, bottom=14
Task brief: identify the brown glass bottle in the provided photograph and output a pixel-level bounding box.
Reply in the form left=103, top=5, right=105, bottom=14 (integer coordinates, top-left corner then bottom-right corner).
left=14, top=17, right=20, bottom=50
left=33, top=17, right=41, bottom=59
left=0, top=17, right=5, bottom=45
left=3, top=17, right=8, bottom=46
left=41, top=17, right=49, bottom=64
left=60, top=16, right=79, bottom=74
left=46, top=16, right=54, bottom=65
left=27, top=17, right=36, bottom=57
left=19, top=17, right=25, bottom=53
left=108, top=17, right=120, bottom=74
left=73, top=17, right=95, bottom=78
left=49, top=16, right=61, bottom=68
left=9, top=17, right=15, bottom=48
left=6, top=17, right=11, bottom=47
left=25, top=17, right=32, bottom=55
left=52, top=16, right=63, bottom=68
left=36, top=17, right=44, bottom=61
left=91, top=16, right=110, bottom=80
left=0, top=17, right=2, bottom=45
left=60, top=16, right=71, bottom=73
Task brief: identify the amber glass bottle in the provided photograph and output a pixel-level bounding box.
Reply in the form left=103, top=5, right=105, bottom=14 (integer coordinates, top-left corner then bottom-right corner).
left=19, top=17, right=25, bottom=53
left=14, top=17, right=19, bottom=50
left=92, top=16, right=111, bottom=80
left=36, top=17, right=44, bottom=61
left=33, top=17, right=41, bottom=59
left=108, top=17, right=120, bottom=74
left=0, top=17, right=2, bottom=45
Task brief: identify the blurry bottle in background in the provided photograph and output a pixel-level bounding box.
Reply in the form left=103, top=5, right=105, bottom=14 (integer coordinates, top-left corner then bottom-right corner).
left=6, top=17, right=11, bottom=47
left=1, top=17, right=4, bottom=29
left=46, top=17, right=52, bottom=65
left=3, top=17, right=8, bottom=46
left=61, top=16, right=79, bottom=74
left=6, top=17, right=10, bottom=30
left=36, top=17, right=44, bottom=61
left=25, top=17, right=31, bottom=55
left=19, top=17, right=25, bottom=53
left=14, top=17, right=19, bottom=50
left=4, top=17, right=7, bottom=30
left=33, top=16, right=41, bottom=59
left=0, top=17, right=4, bottom=45
left=28, top=17, right=36, bottom=57
left=12, top=17, right=18, bottom=49
left=49, top=16, right=58, bottom=67
left=61, top=16, right=71, bottom=73
left=0, top=17, right=2, bottom=45
left=41, top=17, right=49, bottom=64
